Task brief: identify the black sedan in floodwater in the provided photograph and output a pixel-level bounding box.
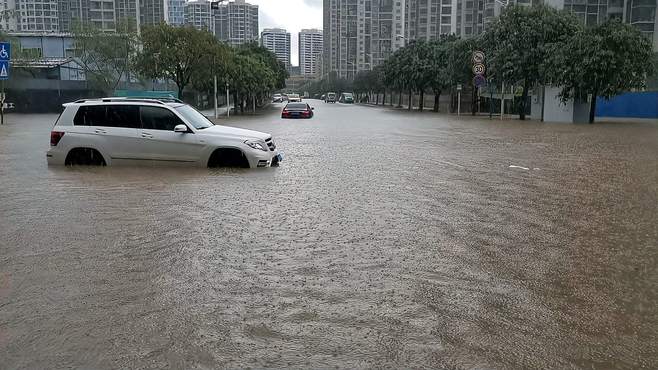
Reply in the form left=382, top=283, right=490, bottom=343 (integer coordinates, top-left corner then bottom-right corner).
left=281, top=102, right=314, bottom=119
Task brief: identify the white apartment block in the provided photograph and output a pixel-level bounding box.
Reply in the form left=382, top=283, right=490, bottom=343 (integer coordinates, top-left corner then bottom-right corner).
left=261, top=28, right=291, bottom=68
left=299, top=28, right=323, bottom=77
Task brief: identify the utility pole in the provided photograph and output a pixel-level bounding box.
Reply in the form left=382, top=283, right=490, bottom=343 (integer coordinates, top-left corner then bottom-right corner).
left=214, top=75, right=218, bottom=119
left=226, top=81, right=230, bottom=117
left=500, top=81, right=505, bottom=120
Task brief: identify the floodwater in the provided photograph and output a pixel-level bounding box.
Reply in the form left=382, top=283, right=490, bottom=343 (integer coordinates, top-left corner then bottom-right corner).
left=1, top=103, right=657, bottom=369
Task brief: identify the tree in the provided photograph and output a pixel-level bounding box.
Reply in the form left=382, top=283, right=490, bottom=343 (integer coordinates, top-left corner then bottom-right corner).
left=71, top=19, right=139, bottom=92
left=484, top=5, right=581, bottom=120
left=544, top=19, right=655, bottom=123
left=135, top=24, right=223, bottom=99
left=236, top=42, right=288, bottom=90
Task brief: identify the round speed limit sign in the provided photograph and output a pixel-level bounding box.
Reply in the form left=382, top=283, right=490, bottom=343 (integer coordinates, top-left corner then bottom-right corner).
left=472, top=63, right=485, bottom=75
left=472, top=51, right=485, bottom=64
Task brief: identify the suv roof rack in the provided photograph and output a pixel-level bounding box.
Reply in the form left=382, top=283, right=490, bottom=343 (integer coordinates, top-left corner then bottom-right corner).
left=73, top=97, right=184, bottom=104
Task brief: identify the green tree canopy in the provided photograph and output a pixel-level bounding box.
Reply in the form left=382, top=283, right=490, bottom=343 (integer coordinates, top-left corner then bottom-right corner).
left=135, top=24, right=226, bottom=99
left=544, top=19, right=655, bottom=123
left=72, top=19, right=139, bottom=92
left=483, top=5, right=582, bottom=119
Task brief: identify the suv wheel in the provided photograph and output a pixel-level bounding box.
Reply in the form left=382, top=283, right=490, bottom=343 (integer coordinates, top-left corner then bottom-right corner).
left=65, top=148, right=106, bottom=166
left=208, top=148, right=250, bottom=168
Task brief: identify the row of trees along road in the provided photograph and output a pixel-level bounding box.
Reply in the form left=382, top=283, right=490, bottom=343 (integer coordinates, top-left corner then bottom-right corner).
left=350, top=5, right=656, bottom=123
left=69, top=22, right=287, bottom=112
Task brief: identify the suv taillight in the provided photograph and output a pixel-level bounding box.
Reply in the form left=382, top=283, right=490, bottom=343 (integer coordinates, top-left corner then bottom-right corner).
left=50, top=131, right=65, bottom=146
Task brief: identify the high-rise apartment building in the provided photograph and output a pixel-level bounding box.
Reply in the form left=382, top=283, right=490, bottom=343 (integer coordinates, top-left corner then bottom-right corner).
left=0, top=0, right=18, bottom=31
left=625, top=0, right=658, bottom=50
left=324, top=0, right=408, bottom=80
left=213, top=0, right=259, bottom=46
left=115, top=0, right=139, bottom=26
left=165, top=0, right=185, bottom=26
left=299, top=29, right=323, bottom=77
left=261, top=28, right=291, bottom=68
left=406, top=0, right=458, bottom=40
left=140, top=0, right=165, bottom=25
left=17, top=0, right=59, bottom=32
left=184, top=0, right=212, bottom=31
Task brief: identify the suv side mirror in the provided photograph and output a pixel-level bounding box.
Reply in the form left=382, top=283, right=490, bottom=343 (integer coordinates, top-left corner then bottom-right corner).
left=311, top=107, right=315, bottom=110
left=174, top=124, right=188, bottom=133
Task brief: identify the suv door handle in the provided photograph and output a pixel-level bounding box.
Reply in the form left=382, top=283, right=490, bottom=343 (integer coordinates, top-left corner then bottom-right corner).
left=94, top=129, right=107, bottom=134
left=141, top=132, right=153, bottom=139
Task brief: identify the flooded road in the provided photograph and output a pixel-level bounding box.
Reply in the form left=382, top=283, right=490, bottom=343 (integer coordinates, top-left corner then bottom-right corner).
left=1, top=102, right=657, bottom=369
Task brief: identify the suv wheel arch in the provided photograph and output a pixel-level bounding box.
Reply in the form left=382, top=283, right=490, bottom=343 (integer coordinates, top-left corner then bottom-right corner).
left=65, top=147, right=107, bottom=166
left=207, top=147, right=250, bottom=168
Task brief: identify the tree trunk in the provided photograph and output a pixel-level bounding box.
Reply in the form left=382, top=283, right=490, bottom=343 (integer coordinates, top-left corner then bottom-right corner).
left=408, top=90, right=412, bottom=111
left=177, top=84, right=184, bottom=101
left=398, top=91, right=402, bottom=107
left=419, top=90, right=424, bottom=111
left=383, top=90, right=386, bottom=106
left=520, top=79, right=530, bottom=121
left=433, top=91, right=440, bottom=112
left=376, top=92, right=379, bottom=105
left=589, top=90, right=597, bottom=124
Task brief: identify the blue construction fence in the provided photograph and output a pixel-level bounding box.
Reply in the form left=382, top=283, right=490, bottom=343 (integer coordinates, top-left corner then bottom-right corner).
left=596, top=91, right=658, bottom=119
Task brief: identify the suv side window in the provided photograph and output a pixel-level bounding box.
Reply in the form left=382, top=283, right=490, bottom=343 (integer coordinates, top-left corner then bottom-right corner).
left=105, top=105, right=140, bottom=128
left=140, top=106, right=185, bottom=131
left=73, top=105, right=140, bottom=128
left=73, top=106, right=105, bottom=126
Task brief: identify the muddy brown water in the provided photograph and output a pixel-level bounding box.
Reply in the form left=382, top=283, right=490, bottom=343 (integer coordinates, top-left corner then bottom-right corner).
left=1, top=103, right=657, bottom=369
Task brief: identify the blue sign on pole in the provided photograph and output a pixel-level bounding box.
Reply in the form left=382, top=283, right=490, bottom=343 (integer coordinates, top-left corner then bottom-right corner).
left=0, top=42, right=10, bottom=61
left=0, top=61, right=8, bottom=80
left=0, top=42, right=9, bottom=81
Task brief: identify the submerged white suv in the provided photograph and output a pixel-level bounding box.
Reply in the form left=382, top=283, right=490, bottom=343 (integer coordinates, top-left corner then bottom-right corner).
left=47, top=98, right=282, bottom=168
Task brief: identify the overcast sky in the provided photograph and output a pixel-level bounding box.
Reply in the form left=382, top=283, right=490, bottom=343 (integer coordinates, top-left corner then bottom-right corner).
left=248, top=0, right=323, bottom=66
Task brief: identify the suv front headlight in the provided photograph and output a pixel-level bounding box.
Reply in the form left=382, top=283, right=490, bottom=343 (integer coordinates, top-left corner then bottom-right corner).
left=244, top=140, right=268, bottom=152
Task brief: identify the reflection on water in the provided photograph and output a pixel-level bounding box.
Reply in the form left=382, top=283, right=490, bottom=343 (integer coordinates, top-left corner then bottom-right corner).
left=1, top=109, right=657, bottom=368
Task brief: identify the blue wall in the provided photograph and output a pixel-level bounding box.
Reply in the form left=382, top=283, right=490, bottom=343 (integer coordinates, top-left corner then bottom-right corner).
left=596, top=91, right=658, bottom=119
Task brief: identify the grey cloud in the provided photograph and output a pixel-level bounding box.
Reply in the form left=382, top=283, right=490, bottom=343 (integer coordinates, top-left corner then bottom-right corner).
left=302, top=0, right=323, bottom=8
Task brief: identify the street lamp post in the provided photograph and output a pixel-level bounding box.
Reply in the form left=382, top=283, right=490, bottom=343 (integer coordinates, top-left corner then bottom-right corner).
left=226, top=81, right=230, bottom=118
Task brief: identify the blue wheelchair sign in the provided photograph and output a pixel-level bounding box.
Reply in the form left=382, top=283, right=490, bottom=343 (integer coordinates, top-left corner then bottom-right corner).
left=0, top=42, right=10, bottom=61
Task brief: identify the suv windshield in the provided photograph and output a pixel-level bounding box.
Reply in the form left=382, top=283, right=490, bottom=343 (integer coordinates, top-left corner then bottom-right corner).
left=174, top=105, right=214, bottom=130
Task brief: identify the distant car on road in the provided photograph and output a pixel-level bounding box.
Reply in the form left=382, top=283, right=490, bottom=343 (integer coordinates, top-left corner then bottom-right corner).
left=287, top=93, right=302, bottom=102
left=281, top=102, right=314, bottom=119
left=339, top=93, right=354, bottom=104
left=272, top=94, right=283, bottom=103
left=325, top=92, right=337, bottom=103
left=320, top=94, right=326, bottom=101
left=47, top=97, right=283, bottom=168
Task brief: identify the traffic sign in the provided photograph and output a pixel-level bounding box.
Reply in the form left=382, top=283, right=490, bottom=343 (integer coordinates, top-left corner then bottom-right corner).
left=0, top=61, right=8, bottom=80
left=472, top=63, right=485, bottom=75
left=473, top=75, right=487, bottom=87
left=0, top=42, right=10, bottom=61
left=472, top=51, right=485, bottom=64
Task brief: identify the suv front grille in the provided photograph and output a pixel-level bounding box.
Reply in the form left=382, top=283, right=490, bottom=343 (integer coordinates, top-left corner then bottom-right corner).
left=265, top=137, right=276, bottom=151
